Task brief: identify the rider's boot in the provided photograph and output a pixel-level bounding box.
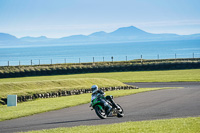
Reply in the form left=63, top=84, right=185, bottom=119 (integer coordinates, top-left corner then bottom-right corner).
left=106, top=96, right=120, bottom=110
left=105, top=103, right=112, bottom=116
left=107, top=106, right=113, bottom=116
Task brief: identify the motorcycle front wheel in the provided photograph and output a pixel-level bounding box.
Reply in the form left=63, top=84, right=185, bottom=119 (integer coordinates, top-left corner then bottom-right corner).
left=95, top=106, right=107, bottom=119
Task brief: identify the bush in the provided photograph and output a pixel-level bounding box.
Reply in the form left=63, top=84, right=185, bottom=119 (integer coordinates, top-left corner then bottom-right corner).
left=0, top=60, right=200, bottom=78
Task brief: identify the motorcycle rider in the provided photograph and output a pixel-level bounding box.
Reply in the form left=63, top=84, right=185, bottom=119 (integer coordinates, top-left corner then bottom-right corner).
left=90, top=85, right=119, bottom=116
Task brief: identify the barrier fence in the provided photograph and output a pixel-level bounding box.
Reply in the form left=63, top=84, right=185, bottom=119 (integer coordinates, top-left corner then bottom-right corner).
left=1, top=53, right=200, bottom=66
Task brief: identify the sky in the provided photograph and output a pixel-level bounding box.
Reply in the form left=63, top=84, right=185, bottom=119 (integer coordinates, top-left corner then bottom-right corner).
left=0, top=0, right=200, bottom=38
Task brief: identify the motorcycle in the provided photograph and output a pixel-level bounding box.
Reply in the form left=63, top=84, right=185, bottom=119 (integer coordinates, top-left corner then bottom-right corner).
left=90, top=93, right=124, bottom=119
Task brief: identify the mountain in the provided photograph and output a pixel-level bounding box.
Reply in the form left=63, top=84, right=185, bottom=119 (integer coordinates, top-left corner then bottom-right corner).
left=59, top=35, right=89, bottom=42
left=0, top=33, right=18, bottom=41
left=0, top=33, right=22, bottom=46
left=86, top=26, right=183, bottom=42
left=0, top=26, right=200, bottom=47
left=89, top=31, right=107, bottom=37
left=109, top=26, right=150, bottom=36
left=20, top=36, right=51, bottom=42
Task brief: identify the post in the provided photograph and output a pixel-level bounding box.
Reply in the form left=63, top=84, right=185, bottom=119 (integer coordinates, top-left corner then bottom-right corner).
left=7, top=95, right=17, bottom=107
left=93, top=57, right=94, bottom=63
left=8, top=61, right=9, bottom=66
left=111, top=56, right=113, bottom=63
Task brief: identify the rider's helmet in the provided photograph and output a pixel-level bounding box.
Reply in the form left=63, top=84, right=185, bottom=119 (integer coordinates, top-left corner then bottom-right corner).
left=91, top=85, right=98, bottom=94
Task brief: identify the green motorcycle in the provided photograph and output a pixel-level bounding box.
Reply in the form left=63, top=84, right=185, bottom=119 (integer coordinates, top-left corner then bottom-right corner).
left=90, top=94, right=124, bottom=119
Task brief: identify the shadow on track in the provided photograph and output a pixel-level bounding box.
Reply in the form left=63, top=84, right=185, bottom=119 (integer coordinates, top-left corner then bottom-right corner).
left=43, top=118, right=101, bottom=125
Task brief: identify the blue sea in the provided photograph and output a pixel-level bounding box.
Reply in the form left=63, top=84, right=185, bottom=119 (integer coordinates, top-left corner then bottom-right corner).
left=0, top=40, right=200, bottom=66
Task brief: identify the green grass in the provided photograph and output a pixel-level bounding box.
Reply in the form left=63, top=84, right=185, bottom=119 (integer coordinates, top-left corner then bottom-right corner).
left=1, top=58, right=198, bottom=74
left=0, top=78, right=126, bottom=99
left=0, top=69, right=198, bottom=99
left=0, top=69, right=199, bottom=83
left=22, top=116, right=200, bottom=133
left=0, top=87, right=176, bottom=121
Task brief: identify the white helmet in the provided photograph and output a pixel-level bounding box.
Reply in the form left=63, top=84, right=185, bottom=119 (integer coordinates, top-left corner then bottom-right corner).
left=91, top=85, right=98, bottom=94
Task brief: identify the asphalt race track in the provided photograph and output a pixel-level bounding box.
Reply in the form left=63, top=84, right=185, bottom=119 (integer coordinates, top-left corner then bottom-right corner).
left=0, top=82, right=200, bottom=133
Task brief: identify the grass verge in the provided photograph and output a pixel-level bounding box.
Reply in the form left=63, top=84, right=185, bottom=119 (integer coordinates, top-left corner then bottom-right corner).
left=0, top=87, right=176, bottom=122
left=0, top=78, right=125, bottom=99
left=0, top=69, right=199, bottom=83
left=22, top=116, right=200, bottom=133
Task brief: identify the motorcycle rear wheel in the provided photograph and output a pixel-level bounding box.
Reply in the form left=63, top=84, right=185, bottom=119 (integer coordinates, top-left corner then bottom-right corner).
left=95, top=106, right=107, bottom=119
left=117, top=104, right=124, bottom=118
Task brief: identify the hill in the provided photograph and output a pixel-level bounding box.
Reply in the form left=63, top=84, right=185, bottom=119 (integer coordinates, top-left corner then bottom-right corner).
left=0, top=26, right=200, bottom=47
left=0, top=33, right=18, bottom=41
